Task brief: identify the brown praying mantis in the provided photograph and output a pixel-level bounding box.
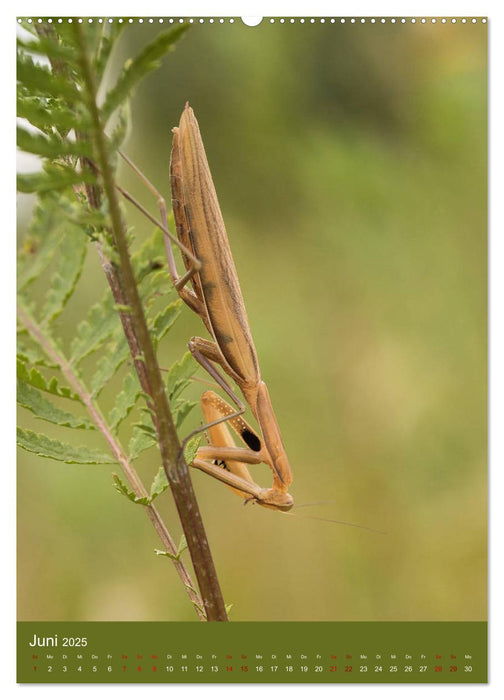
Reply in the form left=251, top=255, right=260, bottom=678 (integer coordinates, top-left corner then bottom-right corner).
left=117, top=105, right=292, bottom=511
left=166, top=104, right=294, bottom=511
left=118, top=105, right=385, bottom=532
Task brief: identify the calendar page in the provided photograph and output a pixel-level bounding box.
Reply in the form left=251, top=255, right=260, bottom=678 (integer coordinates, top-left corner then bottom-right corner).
left=16, top=13, right=487, bottom=684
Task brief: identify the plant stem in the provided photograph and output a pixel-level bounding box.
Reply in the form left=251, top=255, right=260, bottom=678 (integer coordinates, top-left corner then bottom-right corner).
left=73, top=23, right=228, bottom=621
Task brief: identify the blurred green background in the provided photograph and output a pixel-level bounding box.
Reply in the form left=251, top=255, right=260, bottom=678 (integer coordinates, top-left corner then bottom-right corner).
left=17, top=19, right=487, bottom=622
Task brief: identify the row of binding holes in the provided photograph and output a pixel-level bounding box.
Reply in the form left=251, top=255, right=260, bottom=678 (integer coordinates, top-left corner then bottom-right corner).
left=19, top=18, right=487, bottom=25
left=266, top=18, right=486, bottom=24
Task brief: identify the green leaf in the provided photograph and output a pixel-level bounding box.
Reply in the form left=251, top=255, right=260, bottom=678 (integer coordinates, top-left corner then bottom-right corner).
left=107, top=101, right=131, bottom=151
left=177, top=534, right=188, bottom=557
left=94, top=21, right=125, bottom=81
left=155, top=549, right=177, bottom=561
left=17, top=195, right=66, bottom=291
left=17, top=35, right=79, bottom=64
left=112, top=473, right=150, bottom=506
left=16, top=342, right=58, bottom=369
left=89, top=335, right=129, bottom=397
left=17, top=379, right=95, bottom=429
left=166, top=351, right=196, bottom=401
left=151, top=301, right=181, bottom=342
left=149, top=466, right=169, bottom=501
left=40, top=226, right=88, bottom=326
left=138, top=268, right=174, bottom=308
left=134, top=417, right=157, bottom=438
left=17, top=52, right=81, bottom=103
left=128, top=425, right=158, bottom=461
left=183, top=435, right=202, bottom=466
left=132, top=226, right=167, bottom=277
left=17, top=164, right=96, bottom=194
left=53, top=19, right=99, bottom=48
left=108, top=372, right=142, bottom=432
left=17, top=379, right=95, bottom=430
left=149, top=450, right=200, bottom=500
left=173, top=398, right=197, bottom=429
left=155, top=534, right=188, bottom=562
left=55, top=18, right=102, bottom=54
left=101, top=26, right=190, bottom=121
left=17, top=125, right=94, bottom=160
left=17, top=93, right=90, bottom=134
left=17, top=357, right=81, bottom=401
left=17, top=427, right=115, bottom=464
left=56, top=192, right=109, bottom=233
left=70, top=290, right=120, bottom=364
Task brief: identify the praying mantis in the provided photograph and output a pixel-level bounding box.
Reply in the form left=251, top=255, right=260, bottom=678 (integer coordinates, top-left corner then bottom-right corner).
left=165, top=104, right=294, bottom=511
left=119, top=106, right=384, bottom=533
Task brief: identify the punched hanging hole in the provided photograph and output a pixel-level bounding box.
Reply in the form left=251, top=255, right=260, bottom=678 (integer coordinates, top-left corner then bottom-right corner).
left=241, top=16, right=263, bottom=27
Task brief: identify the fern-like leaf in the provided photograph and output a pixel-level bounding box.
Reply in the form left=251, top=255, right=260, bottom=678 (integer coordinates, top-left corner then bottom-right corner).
left=149, top=466, right=170, bottom=501
left=17, top=427, right=115, bottom=464
left=17, top=164, right=96, bottom=194
left=155, top=534, right=188, bottom=561
left=149, top=435, right=201, bottom=503
left=89, top=335, right=130, bottom=397
left=139, top=268, right=174, bottom=308
left=17, top=34, right=80, bottom=64
left=101, top=25, right=190, bottom=122
left=17, top=357, right=81, bottom=402
left=17, top=125, right=94, bottom=160
left=17, top=341, right=59, bottom=369
left=166, top=351, right=196, bottom=401
left=132, top=226, right=167, bottom=275
left=40, top=225, right=88, bottom=326
left=93, top=21, right=125, bottom=81
left=184, top=435, right=202, bottom=466
left=17, top=91, right=90, bottom=134
left=108, top=372, right=142, bottom=433
left=172, top=398, right=197, bottom=429
left=107, top=101, right=131, bottom=151
left=17, top=52, right=81, bottom=103
left=112, top=473, right=150, bottom=505
left=70, top=290, right=120, bottom=364
left=17, top=194, right=67, bottom=291
left=151, top=301, right=182, bottom=344
left=128, top=425, right=158, bottom=461
left=17, top=379, right=95, bottom=430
